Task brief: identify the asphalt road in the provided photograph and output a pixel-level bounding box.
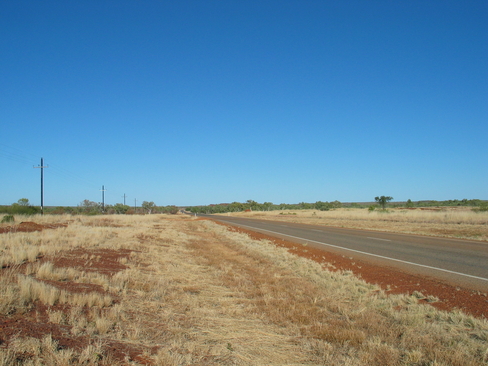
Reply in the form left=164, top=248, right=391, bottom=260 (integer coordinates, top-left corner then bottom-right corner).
left=200, top=214, right=488, bottom=293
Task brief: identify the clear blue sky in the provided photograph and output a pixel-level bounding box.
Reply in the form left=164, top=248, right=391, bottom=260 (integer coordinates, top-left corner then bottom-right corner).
left=1, top=1, right=487, bottom=207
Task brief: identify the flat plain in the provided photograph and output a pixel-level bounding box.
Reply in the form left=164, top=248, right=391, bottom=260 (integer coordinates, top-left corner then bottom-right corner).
left=0, top=213, right=487, bottom=365
left=219, top=207, right=488, bottom=242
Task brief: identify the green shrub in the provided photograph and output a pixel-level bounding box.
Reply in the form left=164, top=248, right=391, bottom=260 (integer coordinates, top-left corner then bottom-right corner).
left=161, top=205, right=179, bottom=215
left=315, top=201, right=331, bottom=211
left=368, top=205, right=375, bottom=212
left=6, top=204, right=39, bottom=215
left=113, top=203, right=131, bottom=214
left=473, top=202, right=488, bottom=212
left=1, top=215, right=14, bottom=223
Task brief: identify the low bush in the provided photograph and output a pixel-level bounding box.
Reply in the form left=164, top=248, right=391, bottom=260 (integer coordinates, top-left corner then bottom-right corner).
left=0, top=205, right=39, bottom=215
left=1, top=215, right=14, bottom=223
left=473, top=202, right=488, bottom=212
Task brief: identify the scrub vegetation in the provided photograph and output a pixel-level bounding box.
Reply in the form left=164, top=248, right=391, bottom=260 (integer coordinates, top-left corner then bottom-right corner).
left=187, top=198, right=487, bottom=214
left=0, top=214, right=487, bottom=365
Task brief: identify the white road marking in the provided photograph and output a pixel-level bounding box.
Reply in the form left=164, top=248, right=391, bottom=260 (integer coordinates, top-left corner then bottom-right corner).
left=230, top=222, right=488, bottom=283
left=367, top=237, right=392, bottom=242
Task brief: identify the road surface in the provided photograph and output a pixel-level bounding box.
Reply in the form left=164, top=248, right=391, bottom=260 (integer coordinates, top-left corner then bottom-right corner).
left=200, top=214, right=488, bottom=292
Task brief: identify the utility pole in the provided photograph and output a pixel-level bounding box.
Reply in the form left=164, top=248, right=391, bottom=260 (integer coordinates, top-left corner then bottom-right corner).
left=34, top=158, right=48, bottom=215
left=122, top=194, right=127, bottom=205
left=100, top=185, right=106, bottom=212
left=134, top=198, right=137, bottom=214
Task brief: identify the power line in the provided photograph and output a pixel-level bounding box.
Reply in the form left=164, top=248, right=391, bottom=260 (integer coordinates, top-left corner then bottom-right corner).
left=0, top=143, right=98, bottom=189
left=0, top=144, right=38, bottom=166
left=1, top=143, right=132, bottom=206
left=48, top=163, right=100, bottom=189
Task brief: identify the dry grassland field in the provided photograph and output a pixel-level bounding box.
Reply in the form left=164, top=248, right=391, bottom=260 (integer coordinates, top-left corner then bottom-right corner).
left=0, top=213, right=487, bottom=365
left=221, top=207, right=488, bottom=242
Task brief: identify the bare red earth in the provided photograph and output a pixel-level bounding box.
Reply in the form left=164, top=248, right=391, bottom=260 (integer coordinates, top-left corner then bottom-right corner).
left=0, top=221, right=68, bottom=234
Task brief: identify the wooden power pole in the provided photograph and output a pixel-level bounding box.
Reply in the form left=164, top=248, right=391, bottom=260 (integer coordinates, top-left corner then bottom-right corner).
left=34, top=158, right=48, bottom=215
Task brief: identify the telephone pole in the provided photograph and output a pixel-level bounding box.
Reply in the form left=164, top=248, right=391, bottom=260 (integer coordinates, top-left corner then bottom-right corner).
left=34, top=158, right=48, bottom=215
left=100, top=185, right=107, bottom=212
left=122, top=194, right=127, bottom=205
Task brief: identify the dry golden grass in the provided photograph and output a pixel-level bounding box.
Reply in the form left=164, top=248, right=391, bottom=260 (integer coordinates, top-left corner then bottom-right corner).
left=0, top=213, right=486, bottom=365
left=223, top=207, right=488, bottom=241
left=4, top=334, right=115, bottom=366
left=0, top=267, right=19, bottom=315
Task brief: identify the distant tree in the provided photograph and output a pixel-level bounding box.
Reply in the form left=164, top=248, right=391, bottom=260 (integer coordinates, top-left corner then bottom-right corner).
left=375, top=196, right=393, bottom=210
left=228, top=202, right=244, bottom=212
left=141, top=201, right=156, bottom=214
left=298, top=202, right=312, bottom=210
left=78, top=199, right=100, bottom=214
left=278, top=203, right=288, bottom=210
left=8, top=198, right=39, bottom=215
left=405, top=199, right=414, bottom=208
left=17, top=198, right=30, bottom=206
left=162, top=205, right=179, bottom=215
left=245, top=200, right=258, bottom=211
left=113, top=203, right=131, bottom=214
left=315, top=201, right=330, bottom=211
left=204, top=204, right=226, bottom=214
left=330, top=200, right=342, bottom=209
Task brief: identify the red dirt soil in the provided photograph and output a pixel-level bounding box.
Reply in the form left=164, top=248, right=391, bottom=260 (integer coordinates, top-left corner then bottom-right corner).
left=0, top=222, right=150, bottom=364
left=217, top=222, right=488, bottom=319
left=0, top=244, right=151, bottom=364
left=0, top=221, right=68, bottom=234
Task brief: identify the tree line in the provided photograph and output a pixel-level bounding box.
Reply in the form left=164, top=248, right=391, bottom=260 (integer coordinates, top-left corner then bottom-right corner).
left=187, top=197, right=488, bottom=214
left=1, top=197, right=486, bottom=216
left=71, top=200, right=179, bottom=215
left=0, top=199, right=179, bottom=215
left=187, top=200, right=344, bottom=214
